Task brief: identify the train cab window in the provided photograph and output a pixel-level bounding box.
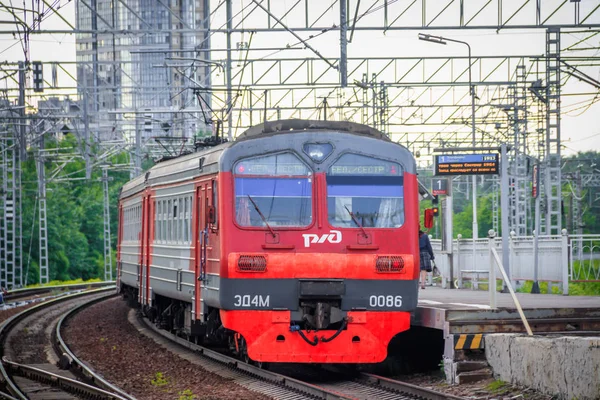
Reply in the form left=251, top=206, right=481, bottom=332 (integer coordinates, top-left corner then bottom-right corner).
left=327, top=153, right=404, bottom=228
left=234, top=152, right=312, bottom=227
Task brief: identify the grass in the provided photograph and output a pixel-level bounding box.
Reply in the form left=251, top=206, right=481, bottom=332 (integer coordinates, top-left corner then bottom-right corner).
left=516, top=281, right=562, bottom=295
left=513, top=260, right=600, bottom=296
left=486, top=380, right=509, bottom=394
left=26, top=278, right=104, bottom=289
left=151, top=372, right=169, bottom=387
left=178, top=389, right=196, bottom=400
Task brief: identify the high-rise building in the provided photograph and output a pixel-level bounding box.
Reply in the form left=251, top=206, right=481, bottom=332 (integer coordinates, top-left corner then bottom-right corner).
left=75, top=0, right=210, bottom=146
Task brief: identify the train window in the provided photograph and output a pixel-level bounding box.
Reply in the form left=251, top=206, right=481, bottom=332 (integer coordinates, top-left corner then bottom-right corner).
left=156, top=201, right=161, bottom=243
left=180, top=198, right=185, bottom=243
left=184, top=197, right=189, bottom=243
left=174, top=199, right=180, bottom=243
left=234, top=152, right=312, bottom=227
left=161, top=200, right=168, bottom=243
left=327, top=154, right=404, bottom=228
left=167, top=199, right=172, bottom=242
left=162, top=200, right=167, bottom=242
left=212, top=180, right=218, bottom=227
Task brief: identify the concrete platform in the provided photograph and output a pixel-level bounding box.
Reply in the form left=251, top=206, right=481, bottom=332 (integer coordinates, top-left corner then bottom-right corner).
left=418, top=286, right=600, bottom=310
left=414, top=287, right=600, bottom=333
left=411, top=287, right=600, bottom=385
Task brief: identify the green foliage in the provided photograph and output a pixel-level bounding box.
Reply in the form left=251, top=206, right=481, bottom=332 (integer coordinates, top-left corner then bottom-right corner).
left=516, top=281, right=562, bottom=295
left=18, top=135, right=133, bottom=284
left=151, top=372, right=169, bottom=387
left=178, top=389, right=196, bottom=400
left=515, top=261, right=600, bottom=295
left=26, top=278, right=102, bottom=288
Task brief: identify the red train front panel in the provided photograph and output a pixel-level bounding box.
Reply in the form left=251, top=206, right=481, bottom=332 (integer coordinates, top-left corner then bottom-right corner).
left=212, top=131, right=419, bottom=363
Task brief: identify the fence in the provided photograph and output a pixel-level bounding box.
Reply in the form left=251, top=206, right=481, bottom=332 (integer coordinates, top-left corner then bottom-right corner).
left=431, top=231, right=600, bottom=296
left=570, top=235, right=600, bottom=282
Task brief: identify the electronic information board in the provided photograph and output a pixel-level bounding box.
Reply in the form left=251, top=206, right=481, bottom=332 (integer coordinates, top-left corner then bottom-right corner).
left=435, top=154, right=499, bottom=176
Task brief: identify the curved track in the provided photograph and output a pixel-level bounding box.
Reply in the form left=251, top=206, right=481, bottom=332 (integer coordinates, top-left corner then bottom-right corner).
left=0, top=287, right=133, bottom=400
left=1, top=282, right=114, bottom=310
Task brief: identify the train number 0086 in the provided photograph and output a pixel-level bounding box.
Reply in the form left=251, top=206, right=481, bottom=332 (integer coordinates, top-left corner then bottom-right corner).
left=369, top=295, right=402, bottom=308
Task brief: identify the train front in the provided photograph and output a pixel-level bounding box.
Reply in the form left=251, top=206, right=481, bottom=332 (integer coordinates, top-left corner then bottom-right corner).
left=217, top=122, right=419, bottom=364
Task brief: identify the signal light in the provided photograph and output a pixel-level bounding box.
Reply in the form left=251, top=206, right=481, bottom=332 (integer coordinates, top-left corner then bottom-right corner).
left=32, top=61, right=43, bottom=93
left=432, top=207, right=439, bottom=217
left=432, top=195, right=439, bottom=206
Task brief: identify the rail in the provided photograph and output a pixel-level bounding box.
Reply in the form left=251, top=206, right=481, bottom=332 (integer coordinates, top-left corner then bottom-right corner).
left=55, top=294, right=136, bottom=399
left=1, top=359, right=129, bottom=400
left=0, top=287, right=128, bottom=399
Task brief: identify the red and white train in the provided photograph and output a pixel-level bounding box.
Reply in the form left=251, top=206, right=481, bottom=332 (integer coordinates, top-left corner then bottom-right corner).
left=117, top=119, right=421, bottom=364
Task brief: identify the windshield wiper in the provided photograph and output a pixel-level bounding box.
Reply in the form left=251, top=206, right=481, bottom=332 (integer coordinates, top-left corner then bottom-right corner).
left=344, top=205, right=368, bottom=238
left=247, top=195, right=276, bottom=238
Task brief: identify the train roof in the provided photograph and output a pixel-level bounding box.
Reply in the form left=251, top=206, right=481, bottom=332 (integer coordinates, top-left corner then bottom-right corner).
left=237, top=119, right=390, bottom=142
left=120, top=119, right=412, bottom=200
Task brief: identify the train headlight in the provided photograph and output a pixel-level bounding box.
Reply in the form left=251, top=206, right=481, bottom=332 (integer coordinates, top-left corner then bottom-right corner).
left=303, top=143, right=333, bottom=163
left=375, top=256, right=405, bottom=273
left=237, top=255, right=267, bottom=272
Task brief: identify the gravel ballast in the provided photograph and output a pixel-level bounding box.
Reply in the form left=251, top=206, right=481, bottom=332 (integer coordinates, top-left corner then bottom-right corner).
left=63, top=297, right=270, bottom=400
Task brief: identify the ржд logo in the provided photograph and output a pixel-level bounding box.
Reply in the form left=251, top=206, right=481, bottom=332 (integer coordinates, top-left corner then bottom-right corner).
left=302, top=230, right=342, bottom=248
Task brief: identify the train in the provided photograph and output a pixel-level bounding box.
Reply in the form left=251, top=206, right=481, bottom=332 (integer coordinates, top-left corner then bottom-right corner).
left=117, top=119, right=423, bottom=364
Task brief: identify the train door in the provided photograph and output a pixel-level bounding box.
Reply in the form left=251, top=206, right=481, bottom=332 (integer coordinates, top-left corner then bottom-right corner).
left=194, top=184, right=207, bottom=321
left=116, top=204, right=123, bottom=288
left=139, top=193, right=152, bottom=305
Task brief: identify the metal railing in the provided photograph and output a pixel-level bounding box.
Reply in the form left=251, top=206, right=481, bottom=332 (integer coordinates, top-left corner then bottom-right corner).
left=570, top=234, right=600, bottom=282
left=431, top=231, right=600, bottom=296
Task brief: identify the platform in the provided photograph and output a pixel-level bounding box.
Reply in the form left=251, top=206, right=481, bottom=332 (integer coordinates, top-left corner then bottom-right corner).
left=414, top=287, right=600, bottom=334
left=412, top=287, right=600, bottom=385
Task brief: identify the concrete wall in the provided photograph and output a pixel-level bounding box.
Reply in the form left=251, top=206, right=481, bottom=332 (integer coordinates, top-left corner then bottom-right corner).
left=485, top=334, right=600, bottom=400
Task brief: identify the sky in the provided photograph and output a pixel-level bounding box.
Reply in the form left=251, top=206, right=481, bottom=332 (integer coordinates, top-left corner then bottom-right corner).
left=1, top=0, right=599, bottom=156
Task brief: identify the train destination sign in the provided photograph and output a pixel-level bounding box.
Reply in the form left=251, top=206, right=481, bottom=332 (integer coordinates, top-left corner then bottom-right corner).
left=435, top=153, right=499, bottom=176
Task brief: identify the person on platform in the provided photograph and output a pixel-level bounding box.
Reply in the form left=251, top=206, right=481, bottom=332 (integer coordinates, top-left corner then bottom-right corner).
left=419, top=227, right=434, bottom=289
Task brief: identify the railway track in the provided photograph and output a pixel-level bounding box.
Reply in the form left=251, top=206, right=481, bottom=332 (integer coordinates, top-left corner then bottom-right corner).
left=136, top=312, right=465, bottom=400
left=1, top=282, right=114, bottom=310
left=0, top=289, right=466, bottom=400
left=0, top=287, right=133, bottom=400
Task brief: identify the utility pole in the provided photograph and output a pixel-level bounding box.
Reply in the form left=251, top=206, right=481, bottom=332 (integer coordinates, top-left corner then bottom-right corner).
left=500, top=143, right=511, bottom=289
left=532, top=162, right=541, bottom=294
left=83, top=87, right=92, bottom=179
left=0, top=64, right=25, bottom=289
left=37, top=134, right=49, bottom=284
left=18, top=61, right=27, bottom=160
left=101, top=167, right=113, bottom=281
left=226, top=0, right=233, bottom=140
left=339, top=0, right=348, bottom=87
